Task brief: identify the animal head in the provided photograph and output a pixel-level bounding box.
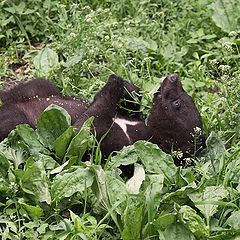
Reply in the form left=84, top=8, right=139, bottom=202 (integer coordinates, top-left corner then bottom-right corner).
left=147, top=73, right=204, bottom=156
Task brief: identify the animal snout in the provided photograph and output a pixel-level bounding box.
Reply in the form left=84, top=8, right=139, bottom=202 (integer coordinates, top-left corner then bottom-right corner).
left=168, top=73, right=180, bottom=82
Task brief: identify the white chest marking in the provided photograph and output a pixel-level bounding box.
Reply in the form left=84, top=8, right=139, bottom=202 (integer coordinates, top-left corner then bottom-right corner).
left=113, top=118, right=140, bottom=141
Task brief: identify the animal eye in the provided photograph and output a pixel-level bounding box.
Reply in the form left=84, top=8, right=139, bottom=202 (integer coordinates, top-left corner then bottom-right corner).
left=172, top=99, right=181, bottom=108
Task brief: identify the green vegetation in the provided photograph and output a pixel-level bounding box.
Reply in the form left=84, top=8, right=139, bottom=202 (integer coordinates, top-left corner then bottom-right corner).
left=0, top=0, right=240, bottom=239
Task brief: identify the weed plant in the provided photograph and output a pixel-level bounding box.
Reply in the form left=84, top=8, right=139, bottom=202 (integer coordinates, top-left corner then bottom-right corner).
left=0, top=0, right=239, bottom=239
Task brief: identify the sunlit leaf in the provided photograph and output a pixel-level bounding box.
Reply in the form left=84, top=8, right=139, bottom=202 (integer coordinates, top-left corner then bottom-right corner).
left=20, top=160, right=51, bottom=204
left=122, top=197, right=144, bottom=240
left=224, top=210, right=240, bottom=230
left=134, top=141, right=177, bottom=184
left=18, top=198, right=43, bottom=220
left=62, top=53, right=84, bottom=68
left=154, top=213, right=176, bottom=231
left=210, top=0, right=240, bottom=33
left=179, top=205, right=209, bottom=238
left=161, top=223, right=196, bottom=240
left=51, top=166, right=94, bottom=202
left=33, top=48, right=59, bottom=78
left=106, top=174, right=129, bottom=215
left=37, top=104, right=71, bottom=146
left=53, top=127, right=74, bottom=160
left=188, top=186, right=228, bottom=223
left=65, top=117, right=94, bottom=164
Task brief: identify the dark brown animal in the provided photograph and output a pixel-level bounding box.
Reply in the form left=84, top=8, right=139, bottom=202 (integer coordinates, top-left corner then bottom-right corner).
left=0, top=74, right=204, bottom=162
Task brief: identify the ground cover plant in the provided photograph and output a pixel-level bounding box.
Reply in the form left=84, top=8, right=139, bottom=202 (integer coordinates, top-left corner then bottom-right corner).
left=0, top=0, right=239, bottom=239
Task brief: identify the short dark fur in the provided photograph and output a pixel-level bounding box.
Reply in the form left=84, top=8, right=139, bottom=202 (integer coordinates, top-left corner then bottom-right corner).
left=0, top=79, right=60, bottom=103
left=0, top=74, right=204, bottom=163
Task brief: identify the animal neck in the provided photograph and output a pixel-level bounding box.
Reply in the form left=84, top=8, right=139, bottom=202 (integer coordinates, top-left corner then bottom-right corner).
left=113, top=115, right=174, bottom=154
left=113, top=116, right=152, bottom=143
left=146, top=116, right=177, bottom=153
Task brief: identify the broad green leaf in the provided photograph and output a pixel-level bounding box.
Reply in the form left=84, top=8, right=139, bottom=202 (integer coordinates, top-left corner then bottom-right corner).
left=179, top=168, right=196, bottom=185
left=161, top=223, right=196, bottom=240
left=109, top=141, right=177, bottom=185
left=201, top=132, right=226, bottom=174
left=69, top=210, right=84, bottom=233
left=62, top=53, right=84, bottom=68
left=107, top=144, right=139, bottom=170
left=37, top=105, right=71, bottom=146
left=205, top=132, right=226, bottom=160
left=0, top=154, right=10, bottom=178
left=106, top=174, right=129, bottom=215
left=122, top=197, right=144, bottom=240
left=3, top=6, right=16, bottom=14
left=0, top=143, right=24, bottom=170
left=91, top=166, right=126, bottom=232
left=37, top=223, right=48, bottom=235
left=161, top=183, right=197, bottom=205
left=145, top=174, right=164, bottom=198
left=90, top=165, right=111, bottom=214
left=33, top=48, right=59, bottom=78
left=154, top=213, right=176, bottom=231
left=0, top=218, right=18, bottom=236
left=0, top=177, right=9, bottom=194
left=188, top=186, right=228, bottom=223
left=210, top=0, right=240, bottom=33
left=134, top=141, right=177, bottom=184
left=225, top=210, right=240, bottom=230
left=179, top=205, right=209, bottom=238
left=123, top=36, right=158, bottom=53
left=49, top=219, right=72, bottom=231
left=160, top=42, right=188, bottom=62
left=22, top=8, right=35, bottom=15
left=50, top=160, right=69, bottom=175
left=18, top=198, right=43, bottom=220
left=145, top=174, right=164, bottom=222
left=15, top=2, right=25, bottom=14
left=35, top=154, right=59, bottom=171
left=20, top=160, right=51, bottom=204
left=65, top=117, right=94, bottom=164
left=9, top=124, right=48, bottom=156
left=53, top=126, right=74, bottom=160
left=4, top=2, right=26, bottom=14
left=51, top=166, right=94, bottom=202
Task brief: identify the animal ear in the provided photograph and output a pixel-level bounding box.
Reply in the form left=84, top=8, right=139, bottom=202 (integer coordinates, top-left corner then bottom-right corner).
left=152, top=86, right=162, bottom=102
left=108, top=74, right=123, bottom=82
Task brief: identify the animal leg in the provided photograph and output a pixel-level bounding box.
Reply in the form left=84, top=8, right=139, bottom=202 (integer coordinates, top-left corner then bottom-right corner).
left=74, top=74, right=124, bottom=133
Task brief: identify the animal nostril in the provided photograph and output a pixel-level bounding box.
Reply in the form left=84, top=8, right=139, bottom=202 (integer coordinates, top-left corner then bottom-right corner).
left=169, top=73, right=179, bottom=82
left=172, top=99, right=181, bottom=108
